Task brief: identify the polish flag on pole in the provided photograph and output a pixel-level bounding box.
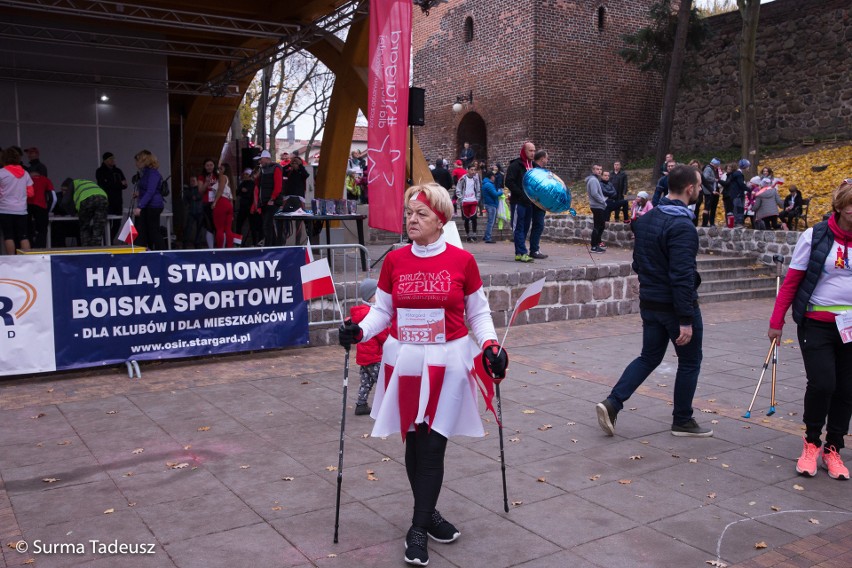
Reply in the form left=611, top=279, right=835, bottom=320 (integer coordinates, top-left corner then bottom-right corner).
left=117, top=217, right=138, bottom=244
left=300, top=258, right=335, bottom=300
left=509, top=277, right=546, bottom=326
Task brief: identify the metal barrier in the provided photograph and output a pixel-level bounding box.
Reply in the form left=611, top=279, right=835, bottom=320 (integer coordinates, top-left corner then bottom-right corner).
left=303, top=243, right=372, bottom=327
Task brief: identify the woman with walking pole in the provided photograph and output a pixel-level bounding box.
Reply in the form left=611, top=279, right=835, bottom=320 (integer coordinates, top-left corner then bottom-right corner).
left=768, top=179, right=852, bottom=480
left=339, top=183, right=508, bottom=566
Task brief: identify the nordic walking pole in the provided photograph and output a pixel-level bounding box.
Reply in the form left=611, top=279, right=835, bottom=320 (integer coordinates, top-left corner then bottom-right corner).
left=743, top=338, right=776, bottom=418
left=495, top=382, right=509, bottom=513
left=767, top=255, right=784, bottom=416
left=333, top=343, right=350, bottom=544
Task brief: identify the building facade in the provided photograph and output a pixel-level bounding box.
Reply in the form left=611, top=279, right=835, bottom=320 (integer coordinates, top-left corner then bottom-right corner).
left=412, top=0, right=662, bottom=180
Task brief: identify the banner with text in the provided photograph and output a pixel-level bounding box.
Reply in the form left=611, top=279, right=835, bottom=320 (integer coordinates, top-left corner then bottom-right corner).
left=366, top=0, right=411, bottom=233
left=0, top=249, right=309, bottom=376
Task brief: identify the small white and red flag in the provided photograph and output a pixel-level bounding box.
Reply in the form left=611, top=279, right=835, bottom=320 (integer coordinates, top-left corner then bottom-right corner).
left=305, top=245, right=314, bottom=264
left=117, top=217, right=138, bottom=244
left=300, top=257, right=336, bottom=300
left=509, top=277, right=546, bottom=326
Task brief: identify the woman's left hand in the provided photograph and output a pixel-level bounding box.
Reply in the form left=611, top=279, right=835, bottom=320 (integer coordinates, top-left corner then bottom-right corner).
left=482, top=340, right=509, bottom=382
left=133, top=207, right=141, bottom=217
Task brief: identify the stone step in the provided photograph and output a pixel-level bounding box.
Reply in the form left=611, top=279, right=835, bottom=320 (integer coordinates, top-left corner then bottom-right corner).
left=700, top=287, right=778, bottom=304
left=699, top=266, right=776, bottom=281
left=700, top=277, right=779, bottom=293
left=696, top=256, right=769, bottom=270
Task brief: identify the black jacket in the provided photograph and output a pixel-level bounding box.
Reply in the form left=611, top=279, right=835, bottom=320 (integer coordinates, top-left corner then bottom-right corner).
left=283, top=163, right=309, bottom=198
left=631, top=197, right=701, bottom=324
left=505, top=157, right=532, bottom=207
left=431, top=165, right=453, bottom=191
left=728, top=170, right=748, bottom=200
left=611, top=170, right=627, bottom=200
left=96, top=164, right=127, bottom=195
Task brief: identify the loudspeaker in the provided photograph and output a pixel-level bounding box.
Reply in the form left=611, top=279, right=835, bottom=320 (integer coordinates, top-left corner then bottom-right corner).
left=408, top=87, right=425, bottom=126
left=241, top=147, right=261, bottom=170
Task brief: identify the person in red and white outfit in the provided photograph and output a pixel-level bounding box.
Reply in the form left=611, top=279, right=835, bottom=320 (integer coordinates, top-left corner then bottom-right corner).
left=768, top=179, right=852, bottom=481
left=339, top=183, right=508, bottom=566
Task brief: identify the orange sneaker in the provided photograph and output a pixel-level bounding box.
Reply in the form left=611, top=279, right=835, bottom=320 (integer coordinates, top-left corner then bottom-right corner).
left=795, top=438, right=819, bottom=477
left=821, top=446, right=850, bottom=480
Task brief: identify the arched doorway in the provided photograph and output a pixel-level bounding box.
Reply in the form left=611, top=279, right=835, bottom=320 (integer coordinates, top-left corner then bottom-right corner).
left=456, top=112, right=487, bottom=166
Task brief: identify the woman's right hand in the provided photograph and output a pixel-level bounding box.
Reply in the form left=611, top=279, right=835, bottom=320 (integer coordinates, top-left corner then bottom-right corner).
left=768, top=327, right=782, bottom=341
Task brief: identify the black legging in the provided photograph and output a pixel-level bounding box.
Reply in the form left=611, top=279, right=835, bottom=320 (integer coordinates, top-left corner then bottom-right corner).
left=138, top=207, right=163, bottom=250
left=463, top=215, right=477, bottom=236
left=405, top=424, right=448, bottom=528
left=798, top=319, right=852, bottom=450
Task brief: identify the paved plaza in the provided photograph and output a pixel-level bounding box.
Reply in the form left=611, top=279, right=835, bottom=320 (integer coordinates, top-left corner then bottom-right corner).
left=2, top=243, right=851, bottom=568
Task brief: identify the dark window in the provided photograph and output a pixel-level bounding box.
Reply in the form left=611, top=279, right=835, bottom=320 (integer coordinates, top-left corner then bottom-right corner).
left=464, top=17, right=474, bottom=43
left=597, top=6, right=606, bottom=30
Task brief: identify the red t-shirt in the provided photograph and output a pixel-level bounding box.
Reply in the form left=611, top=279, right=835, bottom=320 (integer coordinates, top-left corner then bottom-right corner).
left=350, top=304, right=389, bottom=365
left=27, top=176, right=54, bottom=209
left=378, top=244, right=482, bottom=342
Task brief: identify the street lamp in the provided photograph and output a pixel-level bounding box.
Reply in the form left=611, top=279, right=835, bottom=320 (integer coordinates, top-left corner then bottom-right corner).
left=452, top=91, right=473, bottom=113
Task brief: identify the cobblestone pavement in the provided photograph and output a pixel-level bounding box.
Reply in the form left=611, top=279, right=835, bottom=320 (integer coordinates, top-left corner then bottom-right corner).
left=2, top=292, right=851, bottom=567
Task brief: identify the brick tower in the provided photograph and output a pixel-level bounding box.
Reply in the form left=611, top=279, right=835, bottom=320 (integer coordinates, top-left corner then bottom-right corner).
left=412, top=0, right=662, bottom=180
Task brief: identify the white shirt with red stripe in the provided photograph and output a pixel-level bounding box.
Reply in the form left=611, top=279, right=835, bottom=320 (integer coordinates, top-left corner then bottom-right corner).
left=359, top=234, right=497, bottom=439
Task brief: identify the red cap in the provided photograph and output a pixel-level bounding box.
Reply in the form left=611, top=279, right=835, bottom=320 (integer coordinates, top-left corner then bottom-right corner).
left=455, top=159, right=462, bottom=165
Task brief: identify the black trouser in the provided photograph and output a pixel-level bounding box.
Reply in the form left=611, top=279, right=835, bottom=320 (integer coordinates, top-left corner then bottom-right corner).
left=138, top=207, right=163, bottom=250
left=236, top=198, right=253, bottom=239
left=798, top=319, right=852, bottom=450
left=755, top=216, right=780, bottom=230
left=261, top=204, right=279, bottom=246
left=405, top=424, right=448, bottom=528
left=591, top=208, right=606, bottom=247
left=107, top=189, right=123, bottom=236
left=702, top=194, right=719, bottom=226
left=605, top=199, right=629, bottom=222
left=463, top=214, right=477, bottom=236
left=27, top=204, right=48, bottom=249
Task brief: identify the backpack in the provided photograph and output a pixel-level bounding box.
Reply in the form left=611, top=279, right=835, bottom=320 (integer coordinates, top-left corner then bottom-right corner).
left=159, top=176, right=171, bottom=198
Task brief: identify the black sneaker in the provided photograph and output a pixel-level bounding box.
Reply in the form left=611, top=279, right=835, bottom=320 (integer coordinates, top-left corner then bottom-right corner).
left=671, top=419, right=713, bottom=437
left=484, top=239, right=496, bottom=244
left=404, top=526, right=429, bottom=566
left=529, top=251, right=548, bottom=259
left=596, top=399, right=617, bottom=436
left=354, top=403, right=370, bottom=416
left=427, top=510, right=460, bottom=543
left=590, top=246, right=606, bottom=254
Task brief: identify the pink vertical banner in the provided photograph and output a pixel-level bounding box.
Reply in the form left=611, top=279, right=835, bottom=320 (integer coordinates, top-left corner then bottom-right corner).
left=366, top=0, right=411, bottom=233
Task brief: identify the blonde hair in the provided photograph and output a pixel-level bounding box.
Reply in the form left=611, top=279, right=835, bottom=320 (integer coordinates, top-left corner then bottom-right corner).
left=135, top=149, right=159, bottom=169
left=404, top=183, right=453, bottom=224
left=833, top=180, right=852, bottom=213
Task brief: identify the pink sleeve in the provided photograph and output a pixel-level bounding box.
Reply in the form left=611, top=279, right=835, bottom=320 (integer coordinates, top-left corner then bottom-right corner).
left=769, top=268, right=806, bottom=330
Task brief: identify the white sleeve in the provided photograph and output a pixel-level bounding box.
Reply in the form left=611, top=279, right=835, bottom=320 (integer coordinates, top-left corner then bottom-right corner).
left=788, top=228, right=814, bottom=271
left=465, top=286, right=497, bottom=348
left=358, top=288, right=393, bottom=341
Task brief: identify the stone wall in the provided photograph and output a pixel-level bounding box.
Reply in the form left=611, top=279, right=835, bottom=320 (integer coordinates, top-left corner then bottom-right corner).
left=542, top=214, right=803, bottom=265
left=671, top=0, right=852, bottom=152
left=308, top=262, right=640, bottom=345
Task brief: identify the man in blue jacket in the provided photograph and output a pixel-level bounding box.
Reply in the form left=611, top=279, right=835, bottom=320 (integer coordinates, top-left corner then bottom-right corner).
left=596, top=165, right=713, bottom=438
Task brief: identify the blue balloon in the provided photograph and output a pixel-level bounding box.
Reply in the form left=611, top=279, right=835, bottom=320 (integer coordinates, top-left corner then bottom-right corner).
left=523, top=168, right=573, bottom=213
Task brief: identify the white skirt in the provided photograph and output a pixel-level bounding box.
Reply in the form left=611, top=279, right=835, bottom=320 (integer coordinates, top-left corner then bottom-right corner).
left=370, top=336, right=485, bottom=439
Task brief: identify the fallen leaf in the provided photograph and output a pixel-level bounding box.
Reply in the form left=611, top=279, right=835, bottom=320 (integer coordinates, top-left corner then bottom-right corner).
left=239, top=465, right=251, bottom=469
left=42, top=477, right=60, bottom=483
left=132, top=448, right=144, bottom=454
left=366, top=469, right=375, bottom=474
left=7, top=541, right=23, bottom=549
left=381, top=457, right=391, bottom=462
left=166, top=462, right=189, bottom=470
left=511, top=500, right=523, bottom=507
left=325, top=466, right=338, bottom=472
left=689, top=459, right=699, bottom=463
left=127, top=502, right=136, bottom=507
left=282, top=476, right=295, bottom=481
left=537, top=477, right=547, bottom=483
left=782, top=339, right=794, bottom=344
left=809, top=518, right=820, bottom=524
left=672, top=454, right=680, bottom=458
left=528, top=371, right=537, bottom=374
left=571, top=439, right=578, bottom=443
left=771, top=506, right=781, bottom=511
left=522, top=409, right=536, bottom=414
left=509, top=437, right=520, bottom=443
left=327, top=553, right=337, bottom=558
left=197, top=426, right=211, bottom=431
left=103, top=508, right=115, bottom=514
left=706, top=457, right=718, bottom=460
left=122, top=472, right=134, bottom=477
left=36, top=443, right=43, bottom=447
left=754, top=541, right=767, bottom=549
left=629, top=455, right=643, bottom=460
left=749, top=501, right=756, bottom=506
left=793, top=484, right=804, bottom=491
left=57, top=440, right=71, bottom=446
left=47, top=388, right=54, bottom=393
left=640, top=440, right=649, bottom=445
left=589, top=474, right=601, bottom=481
left=705, top=560, right=728, bottom=567
left=618, top=479, right=632, bottom=485
left=106, top=410, right=117, bottom=415
left=761, top=419, right=771, bottom=423
left=657, top=383, right=668, bottom=387
left=707, top=492, right=716, bottom=499
left=24, top=560, right=34, bottom=565
left=707, top=399, right=716, bottom=403
left=721, top=464, right=730, bottom=468
left=700, top=409, right=716, bottom=414
left=272, top=506, right=283, bottom=511
left=31, top=413, right=46, bottom=419
left=711, top=420, right=719, bottom=424
left=361, top=433, right=369, bottom=438
left=538, top=424, right=553, bottom=431
left=566, top=421, right=576, bottom=426
left=183, top=445, right=192, bottom=450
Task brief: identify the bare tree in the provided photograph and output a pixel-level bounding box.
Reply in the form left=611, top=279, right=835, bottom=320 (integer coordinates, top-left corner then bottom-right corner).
left=654, top=0, right=693, bottom=175
left=736, top=0, right=761, bottom=168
